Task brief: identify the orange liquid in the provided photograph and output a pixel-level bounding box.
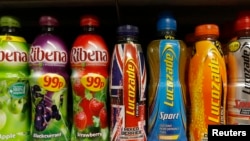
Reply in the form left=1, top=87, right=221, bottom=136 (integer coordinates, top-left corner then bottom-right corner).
left=188, top=40, right=227, bottom=141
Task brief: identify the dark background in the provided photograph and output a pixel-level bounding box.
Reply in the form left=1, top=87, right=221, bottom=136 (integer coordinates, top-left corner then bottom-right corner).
left=0, top=0, right=249, bottom=51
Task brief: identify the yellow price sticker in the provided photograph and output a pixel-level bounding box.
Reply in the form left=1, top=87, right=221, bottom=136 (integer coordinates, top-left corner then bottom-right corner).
left=38, top=73, right=66, bottom=92
left=81, top=73, right=106, bottom=92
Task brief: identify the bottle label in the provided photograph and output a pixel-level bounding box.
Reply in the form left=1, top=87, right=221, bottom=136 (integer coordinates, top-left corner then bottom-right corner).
left=110, top=43, right=147, bottom=141
left=148, top=40, right=187, bottom=141
left=70, top=36, right=109, bottom=67
left=30, top=72, right=70, bottom=140
left=81, top=73, right=106, bottom=92
left=37, top=73, right=66, bottom=92
left=0, top=35, right=28, bottom=70
left=9, top=82, right=26, bottom=98
left=29, top=46, right=68, bottom=67
left=0, top=35, right=26, bottom=42
left=189, top=40, right=227, bottom=141
left=70, top=34, right=109, bottom=141
left=29, top=34, right=70, bottom=140
left=227, top=38, right=250, bottom=125
left=71, top=71, right=109, bottom=141
left=0, top=35, right=30, bottom=140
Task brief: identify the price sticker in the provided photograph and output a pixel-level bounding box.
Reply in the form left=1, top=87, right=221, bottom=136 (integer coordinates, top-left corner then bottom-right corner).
left=38, top=73, right=66, bottom=91
left=81, top=73, right=106, bottom=92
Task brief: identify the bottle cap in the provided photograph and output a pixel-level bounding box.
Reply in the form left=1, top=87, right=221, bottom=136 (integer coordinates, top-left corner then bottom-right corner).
left=80, top=15, right=99, bottom=26
left=117, top=25, right=139, bottom=36
left=0, top=16, right=20, bottom=27
left=195, top=24, right=219, bottom=36
left=235, top=11, right=250, bottom=31
left=157, top=12, right=176, bottom=31
left=39, top=16, right=58, bottom=26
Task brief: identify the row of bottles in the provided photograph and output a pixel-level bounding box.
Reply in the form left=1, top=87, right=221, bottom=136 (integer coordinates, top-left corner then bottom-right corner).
left=0, top=10, right=250, bottom=141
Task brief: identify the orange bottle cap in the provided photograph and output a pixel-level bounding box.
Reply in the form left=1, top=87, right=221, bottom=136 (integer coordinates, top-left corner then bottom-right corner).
left=195, top=24, right=219, bottom=37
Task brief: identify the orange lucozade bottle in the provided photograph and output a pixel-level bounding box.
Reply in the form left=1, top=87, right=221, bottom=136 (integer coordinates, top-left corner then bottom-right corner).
left=188, top=24, right=227, bottom=141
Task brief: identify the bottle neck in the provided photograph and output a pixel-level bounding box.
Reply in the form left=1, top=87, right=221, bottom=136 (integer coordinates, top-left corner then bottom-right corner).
left=195, top=34, right=218, bottom=41
left=41, top=26, right=56, bottom=33
left=236, top=29, right=250, bottom=38
left=117, top=35, right=138, bottom=43
left=82, top=26, right=98, bottom=34
left=157, top=29, right=176, bottom=39
left=0, top=26, right=20, bottom=36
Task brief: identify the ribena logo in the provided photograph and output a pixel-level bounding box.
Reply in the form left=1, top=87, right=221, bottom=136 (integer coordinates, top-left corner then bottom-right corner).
left=29, top=46, right=67, bottom=63
left=70, top=47, right=108, bottom=64
left=0, top=50, right=28, bottom=62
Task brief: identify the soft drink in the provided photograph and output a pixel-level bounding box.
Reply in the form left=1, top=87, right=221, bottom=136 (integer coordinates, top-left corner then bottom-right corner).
left=147, top=14, right=187, bottom=141
left=188, top=24, right=227, bottom=141
left=227, top=11, right=250, bottom=125
left=0, top=15, right=30, bottom=141
left=70, top=15, right=109, bottom=141
left=29, top=16, right=70, bottom=140
left=109, top=25, right=147, bottom=141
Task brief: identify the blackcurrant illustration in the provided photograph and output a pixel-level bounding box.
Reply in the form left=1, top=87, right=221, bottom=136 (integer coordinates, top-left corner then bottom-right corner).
left=32, top=85, right=41, bottom=93
left=44, top=111, right=51, bottom=122
left=34, top=115, right=46, bottom=131
left=35, top=104, right=44, bottom=115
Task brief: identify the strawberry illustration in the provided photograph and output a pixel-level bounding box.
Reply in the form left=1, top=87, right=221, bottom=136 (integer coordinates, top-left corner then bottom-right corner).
left=74, top=111, right=87, bottom=131
left=73, top=79, right=85, bottom=97
left=99, top=107, right=107, bottom=128
left=89, top=98, right=104, bottom=116
left=79, top=98, right=94, bottom=126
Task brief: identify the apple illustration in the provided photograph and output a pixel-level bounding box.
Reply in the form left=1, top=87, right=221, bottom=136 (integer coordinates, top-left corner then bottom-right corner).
left=0, top=110, right=6, bottom=130
left=9, top=98, right=24, bottom=114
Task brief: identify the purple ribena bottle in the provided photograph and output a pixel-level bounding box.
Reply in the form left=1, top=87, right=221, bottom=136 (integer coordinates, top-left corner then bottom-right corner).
left=29, top=16, right=70, bottom=140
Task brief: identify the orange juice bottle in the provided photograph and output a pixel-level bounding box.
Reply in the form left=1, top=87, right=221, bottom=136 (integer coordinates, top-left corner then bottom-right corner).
left=188, top=24, right=227, bottom=141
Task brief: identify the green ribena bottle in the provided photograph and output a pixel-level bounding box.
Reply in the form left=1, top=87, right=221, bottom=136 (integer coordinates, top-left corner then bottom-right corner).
left=0, top=16, right=30, bottom=140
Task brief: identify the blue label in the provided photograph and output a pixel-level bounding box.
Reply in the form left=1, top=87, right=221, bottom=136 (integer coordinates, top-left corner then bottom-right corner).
left=148, top=40, right=187, bottom=141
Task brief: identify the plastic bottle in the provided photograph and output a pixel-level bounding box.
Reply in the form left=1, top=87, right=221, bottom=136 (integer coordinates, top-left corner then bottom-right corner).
left=147, top=14, right=188, bottom=141
left=227, top=11, right=250, bottom=125
left=70, top=15, right=109, bottom=141
left=0, top=16, right=30, bottom=141
left=188, top=24, right=227, bottom=141
left=109, top=25, right=147, bottom=141
left=29, top=16, right=70, bottom=140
